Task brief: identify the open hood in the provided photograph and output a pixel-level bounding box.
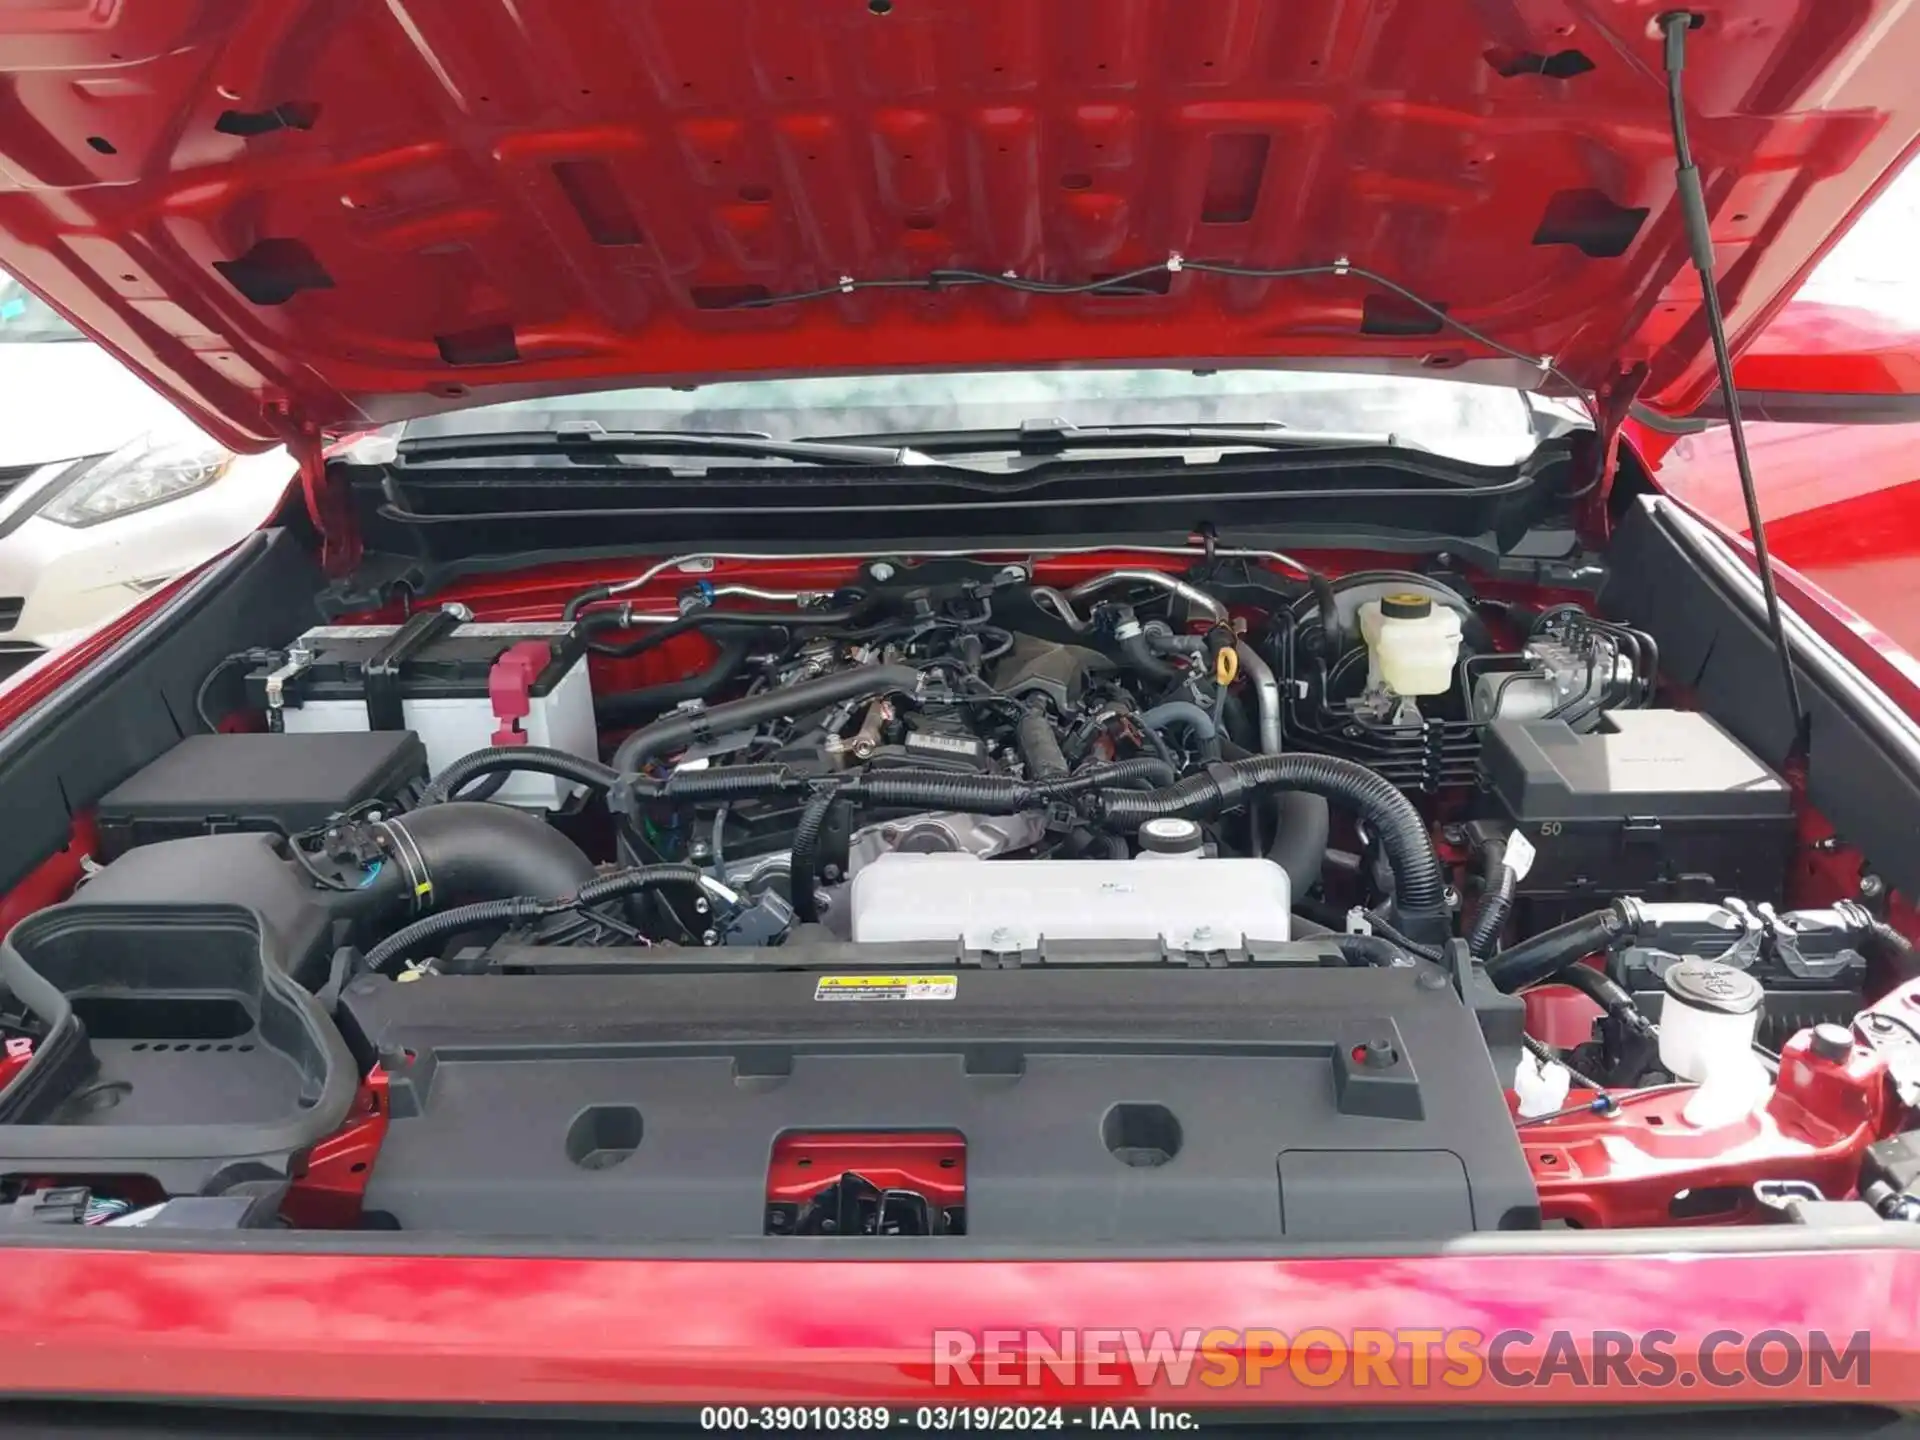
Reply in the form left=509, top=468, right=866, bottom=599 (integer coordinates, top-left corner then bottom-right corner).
left=0, top=0, right=1917, bottom=455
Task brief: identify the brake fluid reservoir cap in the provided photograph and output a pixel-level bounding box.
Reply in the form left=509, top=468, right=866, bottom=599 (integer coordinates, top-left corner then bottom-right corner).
left=1379, top=592, right=1433, bottom=620
left=1138, top=817, right=1203, bottom=855
left=1662, top=957, right=1763, bottom=1015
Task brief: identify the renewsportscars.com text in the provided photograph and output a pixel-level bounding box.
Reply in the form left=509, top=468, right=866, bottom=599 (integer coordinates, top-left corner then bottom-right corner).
left=933, top=1327, right=1872, bottom=1391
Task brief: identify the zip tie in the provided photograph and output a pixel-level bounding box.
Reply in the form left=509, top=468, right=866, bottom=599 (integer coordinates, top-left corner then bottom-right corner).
left=837, top=275, right=856, bottom=293
left=1165, top=252, right=1185, bottom=273
left=1538, top=354, right=1554, bottom=372
left=1333, top=255, right=1351, bottom=276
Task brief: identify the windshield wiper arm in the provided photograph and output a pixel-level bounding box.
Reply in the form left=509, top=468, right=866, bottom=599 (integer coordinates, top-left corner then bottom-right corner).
left=796, top=418, right=1423, bottom=455
left=398, top=422, right=935, bottom=468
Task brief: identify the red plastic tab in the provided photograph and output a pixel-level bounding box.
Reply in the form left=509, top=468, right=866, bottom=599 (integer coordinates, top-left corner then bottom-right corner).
left=487, top=640, right=551, bottom=748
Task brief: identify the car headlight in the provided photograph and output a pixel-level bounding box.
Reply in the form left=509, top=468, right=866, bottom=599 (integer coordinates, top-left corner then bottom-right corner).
left=40, top=433, right=233, bottom=527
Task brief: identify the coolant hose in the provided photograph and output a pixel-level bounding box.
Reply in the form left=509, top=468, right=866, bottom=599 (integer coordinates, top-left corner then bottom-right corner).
left=418, top=747, right=622, bottom=807
left=1266, top=790, right=1331, bottom=899
left=365, top=802, right=599, bottom=918
left=788, top=789, right=836, bottom=923
left=597, top=635, right=752, bottom=725
left=1137, top=701, right=1220, bottom=757
left=1115, top=626, right=1177, bottom=683
left=612, top=663, right=923, bottom=774
left=1466, top=838, right=1515, bottom=959
left=1097, top=753, right=1447, bottom=941
left=1546, top=961, right=1656, bottom=1038
left=1483, top=904, right=1632, bottom=994
left=1016, top=707, right=1070, bottom=780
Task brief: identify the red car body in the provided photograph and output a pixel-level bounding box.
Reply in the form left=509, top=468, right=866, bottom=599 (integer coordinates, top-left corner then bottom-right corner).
left=5, top=0, right=1920, bottom=1421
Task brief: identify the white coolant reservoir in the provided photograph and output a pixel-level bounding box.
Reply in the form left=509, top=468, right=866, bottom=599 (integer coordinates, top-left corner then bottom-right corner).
left=1358, top=593, right=1464, bottom=697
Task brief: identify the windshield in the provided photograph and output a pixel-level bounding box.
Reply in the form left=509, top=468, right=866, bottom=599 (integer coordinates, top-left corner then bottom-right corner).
left=0, top=271, right=83, bottom=343
left=401, top=369, right=1551, bottom=468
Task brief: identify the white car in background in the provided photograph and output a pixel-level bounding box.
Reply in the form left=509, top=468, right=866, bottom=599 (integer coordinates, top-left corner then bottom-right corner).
left=0, top=271, right=293, bottom=655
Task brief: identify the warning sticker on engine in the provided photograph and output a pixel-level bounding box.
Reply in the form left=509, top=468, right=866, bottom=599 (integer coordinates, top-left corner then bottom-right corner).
left=814, top=974, right=957, bottom=1002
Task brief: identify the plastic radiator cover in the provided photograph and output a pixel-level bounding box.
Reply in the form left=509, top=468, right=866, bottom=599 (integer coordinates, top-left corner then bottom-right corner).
left=339, top=955, right=1539, bottom=1243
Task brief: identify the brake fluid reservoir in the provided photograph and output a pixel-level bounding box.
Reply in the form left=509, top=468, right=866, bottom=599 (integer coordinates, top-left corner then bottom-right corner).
left=1358, top=593, right=1464, bottom=697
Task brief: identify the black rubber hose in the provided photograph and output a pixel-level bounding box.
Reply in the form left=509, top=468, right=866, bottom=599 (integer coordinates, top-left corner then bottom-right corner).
left=365, top=802, right=599, bottom=917
left=1484, top=905, right=1632, bottom=994
left=1338, top=934, right=1411, bottom=968
left=1466, top=838, right=1514, bottom=960
left=1097, top=753, right=1446, bottom=939
left=788, top=789, right=835, bottom=923
left=612, top=663, right=922, bottom=774
left=1017, top=708, right=1069, bottom=780
left=563, top=585, right=616, bottom=622
left=1266, top=790, right=1331, bottom=899
left=1116, top=628, right=1177, bottom=683
left=1309, top=573, right=1343, bottom=661
left=1543, top=961, right=1656, bottom=1038
left=418, top=747, right=622, bottom=807
left=1365, top=910, right=1445, bottom=964
left=597, top=634, right=752, bottom=724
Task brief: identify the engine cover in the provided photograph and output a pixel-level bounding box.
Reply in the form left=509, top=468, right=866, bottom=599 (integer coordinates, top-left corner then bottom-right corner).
left=849, top=852, right=1292, bottom=951
left=340, top=959, right=1540, bottom=1242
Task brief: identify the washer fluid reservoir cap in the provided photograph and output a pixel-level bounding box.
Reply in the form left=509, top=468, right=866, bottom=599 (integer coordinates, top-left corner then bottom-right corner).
left=1662, top=957, right=1763, bottom=1015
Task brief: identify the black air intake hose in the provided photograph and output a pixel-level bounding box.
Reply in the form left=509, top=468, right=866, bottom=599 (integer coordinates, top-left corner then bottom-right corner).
left=1017, top=707, right=1069, bottom=780
left=418, top=747, right=622, bottom=807
left=365, top=802, right=599, bottom=918
left=612, top=663, right=923, bottom=773
left=1097, top=753, right=1447, bottom=941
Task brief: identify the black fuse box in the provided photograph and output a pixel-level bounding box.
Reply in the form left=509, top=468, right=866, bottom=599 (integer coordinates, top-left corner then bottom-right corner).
left=1480, top=709, right=1794, bottom=916
left=96, top=731, right=428, bottom=860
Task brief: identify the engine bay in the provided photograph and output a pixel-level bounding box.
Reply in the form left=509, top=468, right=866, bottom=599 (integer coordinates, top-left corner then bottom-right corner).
left=1, top=544, right=1916, bottom=1243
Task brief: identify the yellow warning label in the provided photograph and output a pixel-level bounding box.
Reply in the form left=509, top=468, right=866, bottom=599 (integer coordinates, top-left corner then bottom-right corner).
left=814, top=974, right=957, bottom=1002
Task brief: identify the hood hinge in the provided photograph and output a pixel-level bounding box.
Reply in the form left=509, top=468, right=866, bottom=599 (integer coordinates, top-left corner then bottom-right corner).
left=288, top=423, right=362, bottom=578
left=1574, top=360, right=1649, bottom=541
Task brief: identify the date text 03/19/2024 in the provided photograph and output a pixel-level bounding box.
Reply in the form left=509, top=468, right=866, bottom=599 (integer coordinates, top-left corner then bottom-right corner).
left=698, top=1406, right=1194, bottom=1431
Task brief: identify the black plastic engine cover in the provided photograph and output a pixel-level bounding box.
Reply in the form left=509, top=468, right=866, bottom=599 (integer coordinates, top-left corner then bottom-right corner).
left=338, top=956, right=1540, bottom=1244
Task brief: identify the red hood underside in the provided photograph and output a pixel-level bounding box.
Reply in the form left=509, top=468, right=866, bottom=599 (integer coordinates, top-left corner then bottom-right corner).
left=0, top=0, right=1917, bottom=453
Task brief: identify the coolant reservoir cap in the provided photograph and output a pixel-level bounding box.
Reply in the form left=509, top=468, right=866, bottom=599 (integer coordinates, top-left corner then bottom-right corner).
left=1662, top=956, right=1763, bottom=1016
left=1138, top=817, right=1203, bottom=854
left=1379, top=592, right=1433, bottom=620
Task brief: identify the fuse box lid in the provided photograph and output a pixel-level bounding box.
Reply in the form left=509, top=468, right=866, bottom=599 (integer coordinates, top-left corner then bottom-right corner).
left=1483, top=710, right=1791, bottom=823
